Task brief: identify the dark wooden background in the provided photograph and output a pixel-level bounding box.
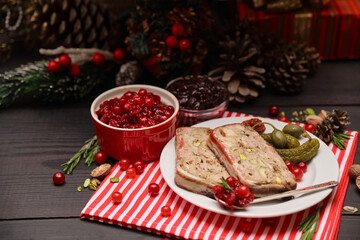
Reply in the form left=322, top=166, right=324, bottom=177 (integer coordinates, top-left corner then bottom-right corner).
left=0, top=48, right=359, bottom=239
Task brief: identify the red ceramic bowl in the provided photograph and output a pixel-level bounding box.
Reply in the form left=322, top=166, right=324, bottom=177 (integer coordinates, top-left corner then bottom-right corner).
left=90, top=85, right=179, bottom=162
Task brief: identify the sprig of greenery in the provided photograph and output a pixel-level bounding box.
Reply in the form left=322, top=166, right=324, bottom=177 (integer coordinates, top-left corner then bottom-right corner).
left=218, top=177, right=232, bottom=192
left=61, top=136, right=99, bottom=174
left=332, top=132, right=352, bottom=150
left=298, top=204, right=322, bottom=240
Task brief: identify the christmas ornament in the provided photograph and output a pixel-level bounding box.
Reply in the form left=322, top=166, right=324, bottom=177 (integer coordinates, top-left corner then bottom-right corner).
left=47, top=60, right=60, bottom=73
left=208, top=25, right=266, bottom=103
left=172, top=23, right=184, bottom=36
left=24, top=0, right=116, bottom=50
left=58, top=54, right=72, bottom=67
left=178, top=39, right=190, bottom=51
left=166, top=35, right=178, bottom=48
left=113, top=49, right=126, bottom=62
left=125, top=0, right=214, bottom=79
left=92, top=53, right=105, bottom=66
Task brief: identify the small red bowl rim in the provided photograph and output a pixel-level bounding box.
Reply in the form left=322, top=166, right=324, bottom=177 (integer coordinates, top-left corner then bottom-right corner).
left=90, top=84, right=180, bottom=132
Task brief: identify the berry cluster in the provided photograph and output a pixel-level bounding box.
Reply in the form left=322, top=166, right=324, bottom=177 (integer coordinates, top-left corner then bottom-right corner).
left=285, top=161, right=307, bottom=181
left=165, top=23, right=191, bottom=51
left=47, top=49, right=126, bottom=76
left=118, top=157, right=146, bottom=178
left=212, top=176, right=254, bottom=210
left=96, top=89, right=175, bottom=129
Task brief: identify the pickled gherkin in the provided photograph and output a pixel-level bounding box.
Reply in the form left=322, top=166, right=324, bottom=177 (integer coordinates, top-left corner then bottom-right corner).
left=276, top=138, right=320, bottom=164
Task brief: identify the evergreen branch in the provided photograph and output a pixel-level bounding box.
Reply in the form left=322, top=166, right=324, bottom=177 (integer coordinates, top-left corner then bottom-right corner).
left=298, top=204, right=322, bottom=240
left=61, top=136, right=99, bottom=174
left=218, top=177, right=232, bottom=192
left=332, top=132, right=352, bottom=150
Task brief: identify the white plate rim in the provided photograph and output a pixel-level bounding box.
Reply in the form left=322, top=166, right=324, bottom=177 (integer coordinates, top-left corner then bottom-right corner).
left=159, top=116, right=339, bottom=218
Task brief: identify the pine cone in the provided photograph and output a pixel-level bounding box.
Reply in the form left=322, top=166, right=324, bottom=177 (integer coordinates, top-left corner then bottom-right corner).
left=322, top=109, right=351, bottom=133
left=25, top=0, right=116, bottom=50
left=209, top=27, right=266, bottom=103
left=115, top=61, right=142, bottom=86
left=257, top=36, right=321, bottom=94
left=314, top=122, right=334, bottom=143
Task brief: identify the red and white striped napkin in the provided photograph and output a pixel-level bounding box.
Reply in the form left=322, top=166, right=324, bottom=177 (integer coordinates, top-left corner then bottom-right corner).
left=81, top=112, right=359, bottom=240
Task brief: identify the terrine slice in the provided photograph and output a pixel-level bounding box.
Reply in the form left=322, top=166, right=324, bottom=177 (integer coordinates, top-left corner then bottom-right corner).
left=208, top=123, right=297, bottom=197
left=175, top=127, right=230, bottom=197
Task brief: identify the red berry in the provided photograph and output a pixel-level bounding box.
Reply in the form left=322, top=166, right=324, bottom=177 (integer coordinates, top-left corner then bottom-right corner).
left=179, top=39, right=190, bottom=51
left=304, top=123, right=316, bottom=133
left=211, top=185, right=226, bottom=194
left=113, top=49, right=125, bottom=61
left=95, top=151, right=107, bottom=164
left=172, top=23, right=184, bottom=36
left=236, top=185, right=251, bottom=199
left=93, top=53, right=105, bottom=66
left=269, top=105, right=280, bottom=116
left=285, top=161, right=294, bottom=171
left=112, top=105, right=123, bottom=115
left=119, top=158, right=130, bottom=170
left=53, top=172, right=65, bottom=185
left=224, top=191, right=237, bottom=205
left=133, top=160, right=145, bottom=174
left=138, top=88, right=147, bottom=96
left=297, top=162, right=307, bottom=173
left=226, top=176, right=239, bottom=188
left=148, top=183, right=160, bottom=196
left=69, top=64, right=81, bottom=77
left=278, top=115, right=288, bottom=122
left=262, top=217, right=279, bottom=225
left=161, top=205, right=171, bottom=217
left=240, top=218, right=256, bottom=233
left=235, top=198, right=250, bottom=208
left=126, top=167, right=136, bottom=178
left=291, top=167, right=304, bottom=181
left=112, top=191, right=122, bottom=204
left=47, top=60, right=60, bottom=73
left=58, top=54, right=71, bottom=67
left=166, top=35, right=178, bottom=48
left=145, top=97, right=155, bottom=108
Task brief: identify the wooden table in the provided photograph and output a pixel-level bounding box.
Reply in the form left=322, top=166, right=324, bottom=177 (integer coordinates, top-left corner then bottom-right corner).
left=0, top=52, right=359, bottom=239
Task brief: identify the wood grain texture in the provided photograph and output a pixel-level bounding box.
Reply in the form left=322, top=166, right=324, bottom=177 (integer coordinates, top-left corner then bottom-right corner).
left=0, top=54, right=359, bottom=239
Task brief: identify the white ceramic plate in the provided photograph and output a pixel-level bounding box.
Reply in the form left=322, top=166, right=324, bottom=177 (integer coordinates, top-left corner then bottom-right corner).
left=159, top=116, right=339, bottom=218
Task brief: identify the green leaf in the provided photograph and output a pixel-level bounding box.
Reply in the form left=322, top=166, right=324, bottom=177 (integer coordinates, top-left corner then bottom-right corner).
left=298, top=205, right=322, bottom=240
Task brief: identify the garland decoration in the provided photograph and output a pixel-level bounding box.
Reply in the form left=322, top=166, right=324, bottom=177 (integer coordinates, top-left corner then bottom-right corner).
left=125, top=0, right=215, bottom=79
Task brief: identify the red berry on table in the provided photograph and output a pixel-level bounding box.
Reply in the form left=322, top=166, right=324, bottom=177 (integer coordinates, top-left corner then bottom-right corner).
left=291, top=167, right=304, bottom=181
left=304, top=123, right=316, bottom=133
left=166, top=35, right=178, bottom=48
left=69, top=64, right=81, bottom=77
left=240, top=217, right=256, bottom=233
left=53, top=172, right=65, bottom=185
left=119, top=158, right=130, bottom=170
left=133, top=160, right=145, bottom=174
left=111, top=191, right=122, bottom=204
left=268, top=105, right=280, bottom=116
left=47, top=60, right=60, bottom=73
left=172, top=23, right=184, bottom=36
left=179, top=39, right=190, bottom=51
left=95, top=151, right=107, bottom=164
left=278, top=115, right=288, bottom=122
left=297, top=162, right=307, bottom=173
left=236, top=185, right=251, bottom=199
left=113, top=49, right=125, bottom=61
left=161, top=205, right=172, bottom=217
left=58, top=54, right=72, bottom=67
left=93, top=52, right=105, bottom=66
left=148, top=183, right=160, bottom=196
left=126, top=167, right=136, bottom=178
left=285, top=161, right=294, bottom=171
left=226, top=176, right=239, bottom=188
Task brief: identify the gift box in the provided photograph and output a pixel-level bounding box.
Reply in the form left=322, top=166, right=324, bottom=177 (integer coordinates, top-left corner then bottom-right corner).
left=237, top=0, right=360, bottom=59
